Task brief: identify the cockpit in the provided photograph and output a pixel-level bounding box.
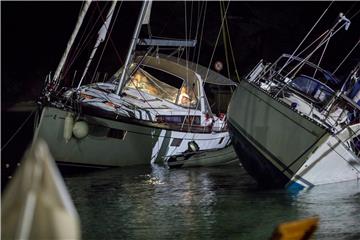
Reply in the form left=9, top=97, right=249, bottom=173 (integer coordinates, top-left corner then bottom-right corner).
left=289, top=75, right=335, bottom=107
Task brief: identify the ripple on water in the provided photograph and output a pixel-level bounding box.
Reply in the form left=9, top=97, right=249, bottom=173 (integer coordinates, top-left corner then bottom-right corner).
left=63, top=165, right=360, bottom=240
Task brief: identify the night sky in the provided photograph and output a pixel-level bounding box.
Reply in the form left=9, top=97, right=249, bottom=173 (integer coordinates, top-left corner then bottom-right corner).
left=2, top=1, right=359, bottom=108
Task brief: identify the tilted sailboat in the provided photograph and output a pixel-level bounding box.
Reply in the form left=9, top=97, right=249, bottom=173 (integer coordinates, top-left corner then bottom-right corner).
left=228, top=12, right=360, bottom=189
left=34, top=1, right=236, bottom=168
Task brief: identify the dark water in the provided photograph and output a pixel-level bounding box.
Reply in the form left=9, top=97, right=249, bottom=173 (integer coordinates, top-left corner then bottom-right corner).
left=2, top=111, right=360, bottom=239
left=64, top=165, right=360, bottom=240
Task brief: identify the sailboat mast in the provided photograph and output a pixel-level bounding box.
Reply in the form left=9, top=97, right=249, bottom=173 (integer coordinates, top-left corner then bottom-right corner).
left=115, top=0, right=151, bottom=95
left=52, top=0, right=92, bottom=85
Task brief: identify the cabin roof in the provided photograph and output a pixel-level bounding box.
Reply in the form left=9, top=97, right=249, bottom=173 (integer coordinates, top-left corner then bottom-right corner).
left=135, top=53, right=237, bottom=86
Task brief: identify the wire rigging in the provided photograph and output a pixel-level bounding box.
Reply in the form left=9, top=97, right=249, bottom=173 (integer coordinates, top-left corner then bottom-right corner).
left=274, top=1, right=335, bottom=77
left=333, top=39, right=360, bottom=74
left=90, top=1, right=123, bottom=83
left=203, top=1, right=231, bottom=85
left=63, top=2, right=110, bottom=80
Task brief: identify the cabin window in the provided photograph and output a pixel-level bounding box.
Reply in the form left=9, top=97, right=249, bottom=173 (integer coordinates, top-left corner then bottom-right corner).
left=124, top=65, right=198, bottom=108
left=289, top=75, right=334, bottom=105
left=141, top=66, right=183, bottom=88
left=171, top=138, right=183, bottom=146
left=107, top=128, right=127, bottom=140
left=125, top=68, right=179, bottom=104
left=177, top=83, right=198, bottom=108
left=156, top=115, right=200, bottom=125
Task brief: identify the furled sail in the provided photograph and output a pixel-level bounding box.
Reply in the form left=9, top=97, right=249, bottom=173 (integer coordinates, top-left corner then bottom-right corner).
left=52, top=0, right=91, bottom=86
left=77, top=1, right=118, bottom=88
left=142, top=0, right=152, bottom=25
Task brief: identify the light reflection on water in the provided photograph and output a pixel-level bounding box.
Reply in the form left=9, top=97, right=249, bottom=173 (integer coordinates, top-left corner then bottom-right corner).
left=63, top=164, right=360, bottom=240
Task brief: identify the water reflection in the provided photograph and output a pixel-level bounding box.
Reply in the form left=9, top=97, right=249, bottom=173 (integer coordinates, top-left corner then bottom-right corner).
left=63, top=164, right=360, bottom=240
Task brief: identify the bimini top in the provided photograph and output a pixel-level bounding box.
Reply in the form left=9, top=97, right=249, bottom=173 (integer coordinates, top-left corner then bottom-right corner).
left=134, top=53, right=237, bottom=86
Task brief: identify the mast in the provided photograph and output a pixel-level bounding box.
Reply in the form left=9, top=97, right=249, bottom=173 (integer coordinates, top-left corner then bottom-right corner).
left=115, top=0, right=151, bottom=95
left=52, top=0, right=92, bottom=86
left=77, top=1, right=117, bottom=89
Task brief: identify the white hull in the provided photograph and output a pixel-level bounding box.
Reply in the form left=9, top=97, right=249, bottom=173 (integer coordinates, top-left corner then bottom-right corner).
left=289, top=126, right=360, bottom=189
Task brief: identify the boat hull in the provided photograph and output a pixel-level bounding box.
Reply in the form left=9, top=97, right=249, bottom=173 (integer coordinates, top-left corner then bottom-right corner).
left=228, top=80, right=330, bottom=188
left=166, top=145, right=238, bottom=169
left=35, top=106, right=230, bottom=167
left=288, top=130, right=360, bottom=189
left=228, top=123, right=290, bottom=188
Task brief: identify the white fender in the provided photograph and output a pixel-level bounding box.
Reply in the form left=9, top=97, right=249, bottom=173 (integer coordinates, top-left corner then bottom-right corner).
left=72, top=121, right=89, bottom=139
left=64, top=112, right=74, bottom=143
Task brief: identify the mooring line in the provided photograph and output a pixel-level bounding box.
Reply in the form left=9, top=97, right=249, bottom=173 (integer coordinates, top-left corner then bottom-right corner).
left=1, top=110, right=35, bottom=152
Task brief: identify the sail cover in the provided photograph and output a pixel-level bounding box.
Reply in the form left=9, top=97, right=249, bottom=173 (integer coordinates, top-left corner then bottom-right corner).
left=136, top=53, right=237, bottom=86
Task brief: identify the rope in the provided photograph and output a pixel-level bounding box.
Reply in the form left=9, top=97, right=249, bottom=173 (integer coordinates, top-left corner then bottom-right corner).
left=333, top=38, right=360, bottom=74
left=275, top=20, right=350, bottom=97
left=291, top=21, right=350, bottom=78
left=187, top=0, right=230, bottom=131
left=169, top=1, right=209, bottom=155
left=191, top=1, right=204, bottom=63
left=349, top=5, right=360, bottom=20
left=195, top=1, right=207, bottom=72
left=164, top=2, right=232, bottom=157
left=119, top=50, right=161, bottom=117
left=274, top=1, right=334, bottom=77
left=312, top=31, right=332, bottom=78
left=222, top=0, right=240, bottom=82
left=344, top=2, right=358, bottom=16
left=203, top=1, right=230, bottom=84
left=181, top=1, right=194, bottom=131
left=1, top=110, right=35, bottom=151
left=220, top=0, right=231, bottom=78
left=63, top=3, right=109, bottom=79
left=90, top=1, right=123, bottom=83
left=189, top=0, right=194, bottom=42
left=252, top=30, right=330, bottom=85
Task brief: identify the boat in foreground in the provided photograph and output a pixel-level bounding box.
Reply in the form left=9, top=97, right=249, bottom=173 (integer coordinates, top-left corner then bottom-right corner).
left=2, top=139, right=81, bottom=239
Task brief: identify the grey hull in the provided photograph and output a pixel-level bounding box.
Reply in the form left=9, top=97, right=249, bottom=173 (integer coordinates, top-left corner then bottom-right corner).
left=228, top=81, right=329, bottom=187
left=35, top=107, right=172, bottom=167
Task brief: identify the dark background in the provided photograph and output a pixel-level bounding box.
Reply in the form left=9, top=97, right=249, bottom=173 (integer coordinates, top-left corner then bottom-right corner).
left=2, top=1, right=359, bottom=107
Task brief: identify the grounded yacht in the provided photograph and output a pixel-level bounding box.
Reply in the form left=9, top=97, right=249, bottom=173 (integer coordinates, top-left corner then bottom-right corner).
left=34, top=1, right=236, bottom=168
left=228, top=13, right=360, bottom=189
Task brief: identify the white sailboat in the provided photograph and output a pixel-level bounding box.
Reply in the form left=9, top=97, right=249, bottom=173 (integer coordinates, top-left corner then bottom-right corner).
left=228, top=12, right=360, bottom=189
left=34, top=1, right=236, bottom=168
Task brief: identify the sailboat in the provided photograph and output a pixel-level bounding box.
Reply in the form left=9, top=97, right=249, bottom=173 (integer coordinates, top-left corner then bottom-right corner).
left=228, top=12, right=360, bottom=189
left=34, top=1, right=236, bottom=168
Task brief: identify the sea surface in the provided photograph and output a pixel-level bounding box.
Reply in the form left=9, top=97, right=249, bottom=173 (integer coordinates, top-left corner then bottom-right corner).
left=64, top=164, right=360, bottom=240
left=2, top=111, right=360, bottom=239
